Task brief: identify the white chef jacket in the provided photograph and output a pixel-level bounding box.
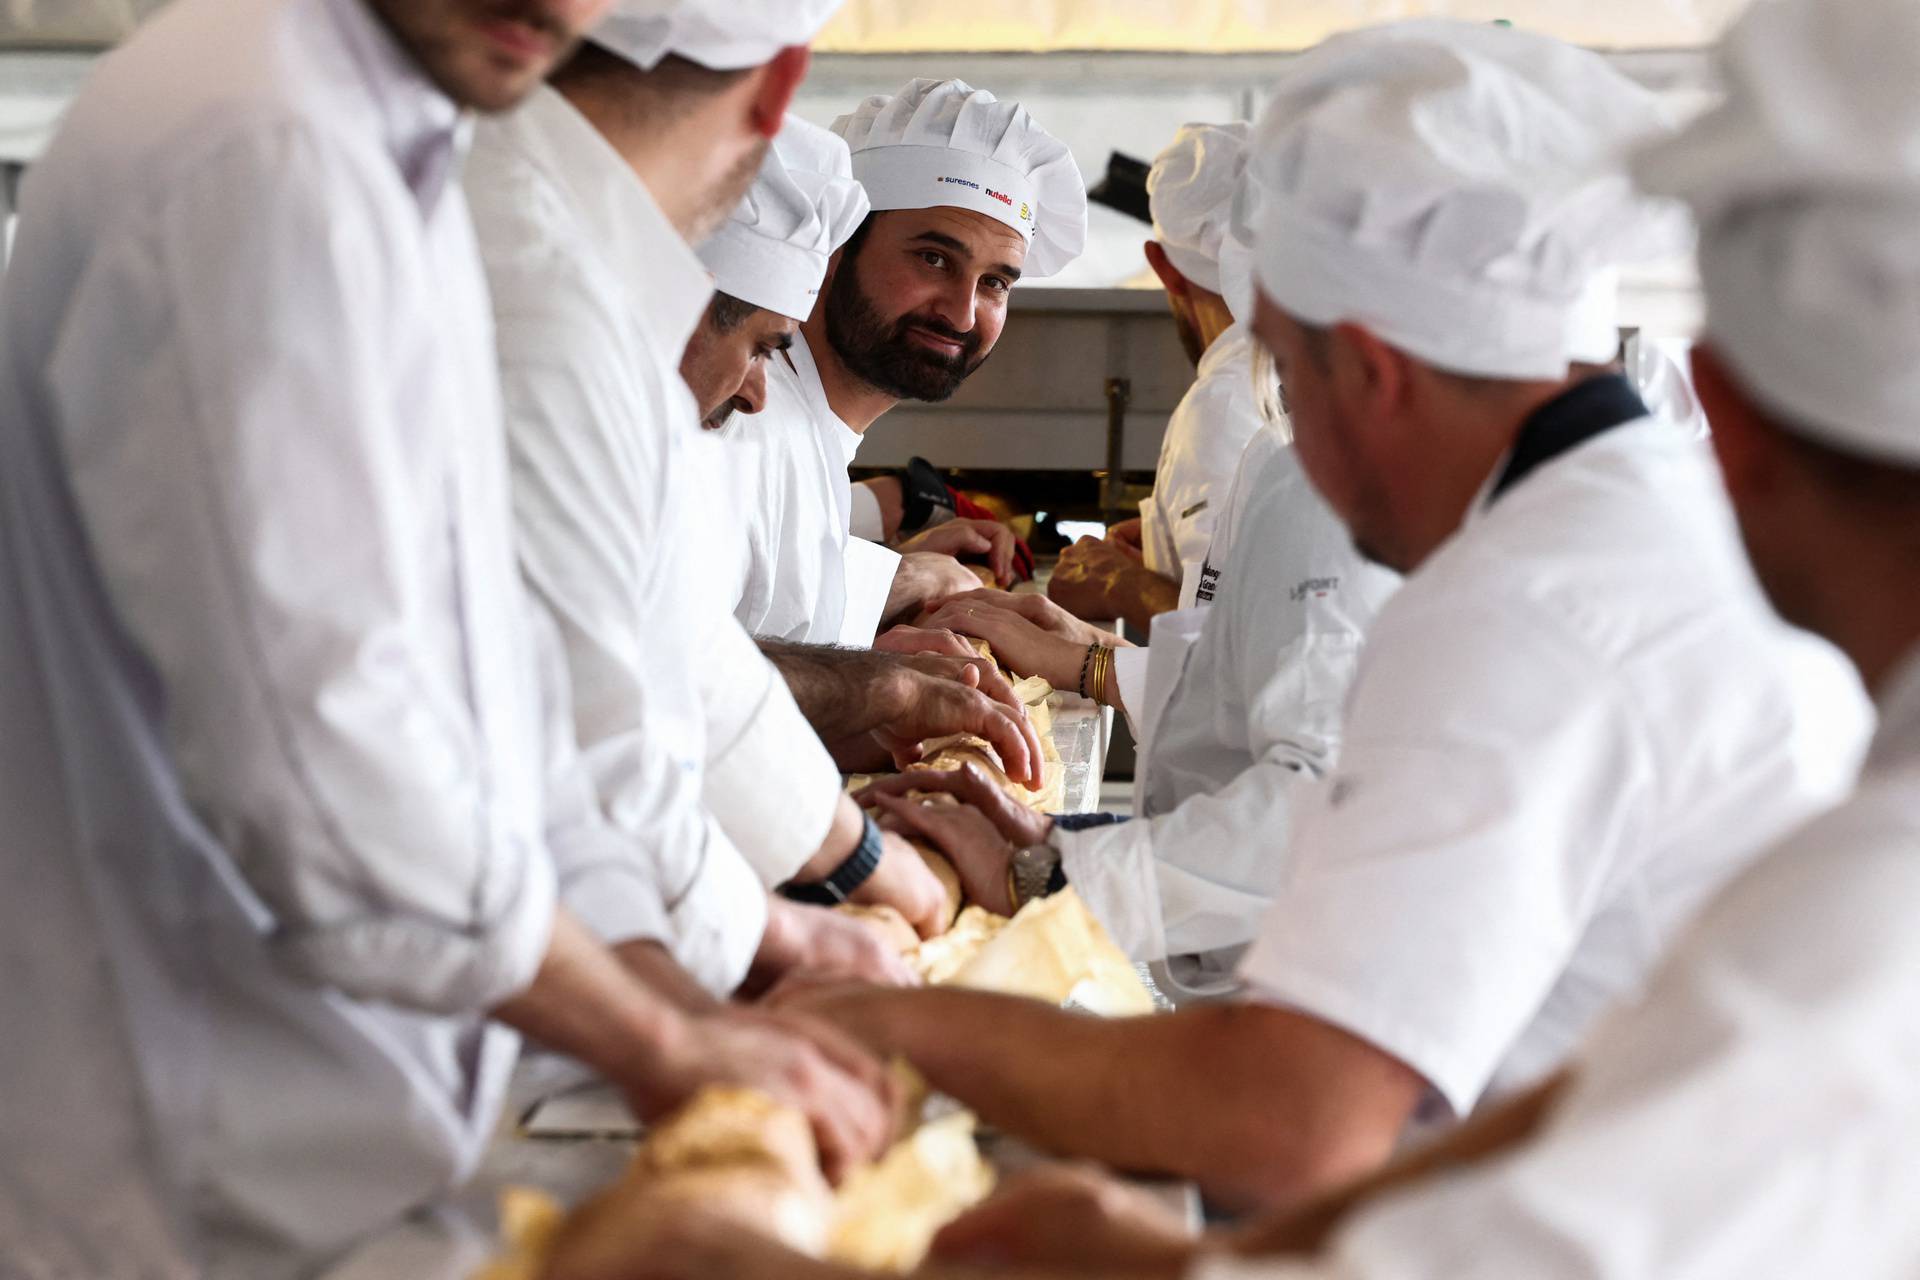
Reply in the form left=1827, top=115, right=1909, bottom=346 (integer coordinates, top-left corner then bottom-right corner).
left=1237, top=405, right=1872, bottom=1121
left=719, top=330, right=903, bottom=644
left=0, top=0, right=636, bottom=1271
left=1192, top=650, right=1920, bottom=1280
left=1139, top=323, right=1267, bottom=592
left=1058, top=425, right=1399, bottom=961
left=466, top=88, right=841, bottom=940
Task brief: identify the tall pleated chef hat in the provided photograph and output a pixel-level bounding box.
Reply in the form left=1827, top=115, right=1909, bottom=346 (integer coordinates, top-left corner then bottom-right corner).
left=1244, top=20, right=1688, bottom=380
left=591, top=0, right=844, bottom=71
left=698, top=117, right=871, bottom=322
left=832, top=78, right=1088, bottom=278
left=1148, top=122, right=1251, bottom=295
left=1635, top=0, right=1920, bottom=467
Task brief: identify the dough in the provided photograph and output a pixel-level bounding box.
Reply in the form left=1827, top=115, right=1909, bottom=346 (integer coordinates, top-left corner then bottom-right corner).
left=827, top=1111, right=996, bottom=1271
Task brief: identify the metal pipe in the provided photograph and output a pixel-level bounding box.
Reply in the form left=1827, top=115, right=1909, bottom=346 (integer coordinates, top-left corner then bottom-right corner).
left=1102, top=375, right=1131, bottom=523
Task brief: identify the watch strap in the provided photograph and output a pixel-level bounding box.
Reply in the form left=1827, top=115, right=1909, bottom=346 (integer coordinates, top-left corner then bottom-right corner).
left=781, top=814, right=885, bottom=907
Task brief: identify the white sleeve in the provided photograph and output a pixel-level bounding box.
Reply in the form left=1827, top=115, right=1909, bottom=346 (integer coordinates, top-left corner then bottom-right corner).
left=488, top=243, right=763, bottom=995
left=48, top=126, right=554, bottom=1013
left=1060, top=629, right=1365, bottom=962
left=1238, top=594, right=1654, bottom=1116
left=530, top=599, right=676, bottom=954
left=697, top=616, right=841, bottom=888
left=1284, top=799, right=1920, bottom=1280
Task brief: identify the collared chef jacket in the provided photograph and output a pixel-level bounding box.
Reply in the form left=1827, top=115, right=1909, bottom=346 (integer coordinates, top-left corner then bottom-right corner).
left=0, top=0, right=675, bottom=1272
left=465, top=86, right=843, bottom=956
left=1058, top=424, right=1399, bottom=961
left=718, top=330, right=903, bottom=645
left=1237, top=396, right=1872, bottom=1121
left=1193, top=648, right=1920, bottom=1280
left=1138, top=323, right=1268, bottom=596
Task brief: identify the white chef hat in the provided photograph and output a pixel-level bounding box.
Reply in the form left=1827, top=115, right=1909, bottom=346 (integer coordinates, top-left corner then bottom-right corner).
left=831, top=78, right=1088, bottom=278
left=1635, top=0, right=1920, bottom=468
left=1148, top=122, right=1250, bottom=295
left=1246, top=20, right=1688, bottom=380
left=698, top=117, right=871, bottom=322
left=591, top=0, right=843, bottom=72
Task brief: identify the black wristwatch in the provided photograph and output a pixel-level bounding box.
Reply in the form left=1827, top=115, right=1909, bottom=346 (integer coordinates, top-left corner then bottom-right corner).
left=780, top=813, right=886, bottom=907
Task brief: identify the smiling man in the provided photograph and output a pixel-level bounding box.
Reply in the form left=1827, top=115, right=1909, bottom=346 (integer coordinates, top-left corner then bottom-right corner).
left=719, top=78, right=1088, bottom=646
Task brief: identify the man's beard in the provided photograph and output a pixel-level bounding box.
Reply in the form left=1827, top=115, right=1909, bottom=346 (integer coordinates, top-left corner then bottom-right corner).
left=825, top=260, right=989, bottom=403
left=1172, top=308, right=1207, bottom=367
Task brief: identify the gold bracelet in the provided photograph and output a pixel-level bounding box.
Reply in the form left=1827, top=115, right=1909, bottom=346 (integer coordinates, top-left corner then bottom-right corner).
left=1092, top=644, right=1113, bottom=706
left=1007, top=863, right=1024, bottom=912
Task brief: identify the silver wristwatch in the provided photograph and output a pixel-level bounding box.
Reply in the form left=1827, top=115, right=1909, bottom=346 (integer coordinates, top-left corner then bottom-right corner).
left=1009, top=841, right=1063, bottom=910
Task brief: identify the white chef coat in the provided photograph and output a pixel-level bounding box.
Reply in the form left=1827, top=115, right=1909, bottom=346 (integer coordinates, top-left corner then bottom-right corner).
left=1058, top=425, right=1399, bottom=961
left=466, top=87, right=840, bottom=935
left=1192, top=650, right=1920, bottom=1280
left=720, top=329, right=903, bottom=644
left=1139, top=323, right=1267, bottom=592
left=0, top=0, right=630, bottom=1271
left=1237, top=404, right=1872, bottom=1121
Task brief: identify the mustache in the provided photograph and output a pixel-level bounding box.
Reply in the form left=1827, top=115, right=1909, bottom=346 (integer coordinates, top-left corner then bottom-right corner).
left=483, top=0, right=574, bottom=42
left=893, top=313, right=982, bottom=363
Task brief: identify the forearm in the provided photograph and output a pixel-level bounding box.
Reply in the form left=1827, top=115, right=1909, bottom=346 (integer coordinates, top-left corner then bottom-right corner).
left=1222, top=1071, right=1573, bottom=1260
left=759, top=639, right=902, bottom=741
left=491, top=908, right=693, bottom=1115
left=841, top=992, right=1414, bottom=1210
left=795, top=794, right=865, bottom=881
left=613, top=938, right=723, bottom=1014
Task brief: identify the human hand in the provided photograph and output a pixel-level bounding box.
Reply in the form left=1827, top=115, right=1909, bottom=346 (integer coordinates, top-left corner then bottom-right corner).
left=898, top=517, right=1017, bottom=587
left=1107, top=516, right=1146, bottom=560
left=871, top=623, right=980, bottom=661
left=884, top=552, right=983, bottom=625
left=930, top=1164, right=1198, bottom=1272
left=917, top=598, right=1089, bottom=693
left=927, top=589, right=1126, bottom=648
left=647, top=1006, right=899, bottom=1185
left=870, top=653, right=1044, bottom=789
left=752, top=898, right=922, bottom=993
left=855, top=763, right=1054, bottom=850
left=864, top=791, right=1019, bottom=917
left=848, top=829, right=953, bottom=939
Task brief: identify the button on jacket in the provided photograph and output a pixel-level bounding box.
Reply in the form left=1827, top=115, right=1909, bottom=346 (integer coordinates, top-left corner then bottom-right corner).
left=1238, top=416, right=1873, bottom=1121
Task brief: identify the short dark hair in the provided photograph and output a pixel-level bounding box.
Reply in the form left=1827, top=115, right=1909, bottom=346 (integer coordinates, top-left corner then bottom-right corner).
left=551, top=43, right=752, bottom=127
left=707, top=290, right=760, bottom=335
left=836, top=212, right=877, bottom=267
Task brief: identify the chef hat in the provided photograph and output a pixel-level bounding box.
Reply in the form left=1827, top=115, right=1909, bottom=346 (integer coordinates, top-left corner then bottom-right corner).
left=1635, top=0, right=1920, bottom=468
left=1148, top=122, right=1251, bottom=295
left=832, top=78, right=1088, bottom=278
left=591, top=0, right=843, bottom=72
left=698, top=117, right=871, bottom=322
left=1246, top=20, right=1687, bottom=380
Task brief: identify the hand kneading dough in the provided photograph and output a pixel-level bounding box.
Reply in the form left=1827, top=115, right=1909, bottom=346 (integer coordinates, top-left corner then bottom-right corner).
left=835, top=903, right=923, bottom=956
